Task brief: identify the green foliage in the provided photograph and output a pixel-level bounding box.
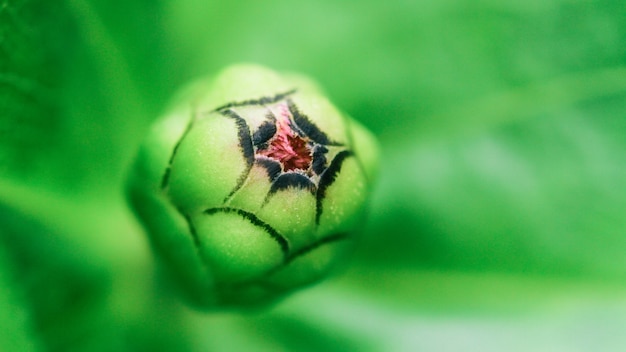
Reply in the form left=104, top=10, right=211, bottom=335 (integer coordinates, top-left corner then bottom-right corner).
left=1, top=0, right=625, bottom=350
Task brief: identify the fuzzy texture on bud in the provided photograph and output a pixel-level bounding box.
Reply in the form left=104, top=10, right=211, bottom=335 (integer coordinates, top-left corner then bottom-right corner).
left=126, top=65, right=379, bottom=308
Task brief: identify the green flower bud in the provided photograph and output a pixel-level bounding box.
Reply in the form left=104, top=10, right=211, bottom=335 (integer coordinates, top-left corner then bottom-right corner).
left=127, top=64, right=379, bottom=307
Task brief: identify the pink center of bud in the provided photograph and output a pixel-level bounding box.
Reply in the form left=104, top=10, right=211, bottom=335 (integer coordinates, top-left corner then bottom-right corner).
left=259, top=105, right=312, bottom=171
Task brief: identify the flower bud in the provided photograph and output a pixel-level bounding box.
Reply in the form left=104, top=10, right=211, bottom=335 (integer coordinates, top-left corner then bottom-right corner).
left=127, top=65, right=379, bottom=307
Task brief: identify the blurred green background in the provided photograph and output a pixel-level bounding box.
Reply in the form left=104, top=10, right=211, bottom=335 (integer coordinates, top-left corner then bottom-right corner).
left=2, top=0, right=626, bottom=350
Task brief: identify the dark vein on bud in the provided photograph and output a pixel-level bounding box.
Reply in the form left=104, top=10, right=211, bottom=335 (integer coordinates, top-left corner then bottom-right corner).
left=204, top=207, right=290, bottom=256
left=181, top=212, right=215, bottom=278
left=213, top=89, right=297, bottom=112
left=316, top=150, right=354, bottom=224
left=270, top=172, right=317, bottom=194
left=161, top=112, right=195, bottom=189
left=184, top=214, right=201, bottom=248
left=256, top=157, right=282, bottom=182
left=312, top=145, right=328, bottom=175
left=221, top=109, right=255, bottom=203
left=252, top=112, right=278, bottom=146
left=230, top=233, right=350, bottom=289
left=262, top=172, right=317, bottom=206
left=285, top=232, right=349, bottom=264
left=287, top=99, right=343, bottom=147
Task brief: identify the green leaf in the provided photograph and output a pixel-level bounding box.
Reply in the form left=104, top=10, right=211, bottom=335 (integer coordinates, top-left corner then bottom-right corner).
left=0, top=0, right=64, bottom=188
left=358, top=91, right=626, bottom=278
left=0, top=242, right=37, bottom=352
